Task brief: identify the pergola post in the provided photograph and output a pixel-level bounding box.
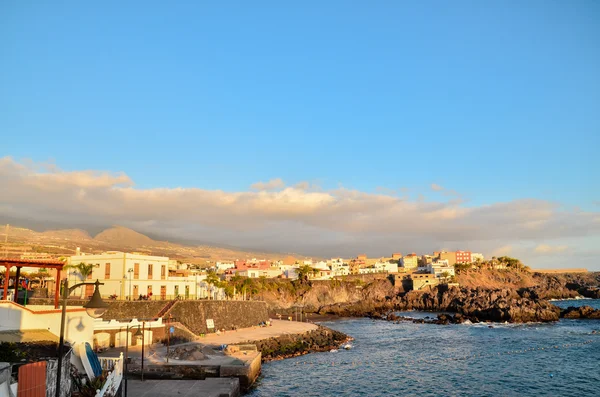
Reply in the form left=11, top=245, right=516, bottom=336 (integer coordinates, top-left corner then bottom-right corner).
left=13, top=266, right=21, bottom=302
left=2, top=266, right=9, bottom=300
left=54, top=268, right=61, bottom=309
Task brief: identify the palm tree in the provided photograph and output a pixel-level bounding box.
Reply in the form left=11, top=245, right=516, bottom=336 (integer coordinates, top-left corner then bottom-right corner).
left=440, top=271, right=451, bottom=283
left=296, top=265, right=314, bottom=282
left=64, top=262, right=95, bottom=297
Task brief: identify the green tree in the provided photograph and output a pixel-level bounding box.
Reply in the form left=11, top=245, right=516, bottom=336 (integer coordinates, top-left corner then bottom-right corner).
left=64, top=262, right=95, bottom=297
left=65, top=262, right=95, bottom=280
left=440, top=271, right=451, bottom=283
left=296, top=265, right=314, bottom=282
left=205, top=270, right=221, bottom=286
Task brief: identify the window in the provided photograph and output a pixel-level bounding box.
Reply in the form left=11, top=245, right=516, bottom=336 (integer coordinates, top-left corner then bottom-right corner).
left=161, top=265, right=166, bottom=280
left=105, top=263, right=111, bottom=279
left=134, top=263, right=140, bottom=279
left=148, top=264, right=153, bottom=279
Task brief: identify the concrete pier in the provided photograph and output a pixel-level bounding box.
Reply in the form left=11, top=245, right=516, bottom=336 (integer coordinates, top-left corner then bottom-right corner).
left=127, top=378, right=240, bottom=397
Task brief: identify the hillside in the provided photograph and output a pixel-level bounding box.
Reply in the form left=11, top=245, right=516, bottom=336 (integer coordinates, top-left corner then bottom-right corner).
left=94, top=226, right=157, bottom=247
left=0, top=223, right=304, bottom=262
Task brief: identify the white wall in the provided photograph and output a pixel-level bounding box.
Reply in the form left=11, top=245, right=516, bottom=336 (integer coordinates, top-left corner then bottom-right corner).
left=0, top=302, right=94, bottom=344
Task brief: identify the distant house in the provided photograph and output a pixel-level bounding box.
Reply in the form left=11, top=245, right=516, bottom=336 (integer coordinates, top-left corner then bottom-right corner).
left=410, top=273, right=439, bottom=290
left=400, top=253, right=419, bottom=270
left=392, top=253, right=402, bottom=260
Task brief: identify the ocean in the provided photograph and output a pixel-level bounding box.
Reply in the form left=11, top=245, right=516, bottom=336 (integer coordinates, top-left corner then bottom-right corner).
left=248, top=299, right=600, bottom=396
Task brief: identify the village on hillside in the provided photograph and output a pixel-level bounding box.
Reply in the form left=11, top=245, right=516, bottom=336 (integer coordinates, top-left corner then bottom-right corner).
left=0, top=248, right=510, bottom=302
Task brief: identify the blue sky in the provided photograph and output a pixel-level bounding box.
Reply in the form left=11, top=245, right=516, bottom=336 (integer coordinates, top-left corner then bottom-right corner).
left=1, top=1, right=599, bottom=267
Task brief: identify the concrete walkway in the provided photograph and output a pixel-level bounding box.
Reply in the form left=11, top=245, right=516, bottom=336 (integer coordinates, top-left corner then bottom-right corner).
left=200, top=319, right=318, bottom=346
left=101, top=320, right=318, bottom=360
left=127, top=378, right=240, bottom=397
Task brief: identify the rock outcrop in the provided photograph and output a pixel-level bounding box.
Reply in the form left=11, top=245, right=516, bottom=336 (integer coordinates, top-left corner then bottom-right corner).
left=396, top=286, right=561, bottom=323
left=252, top=270, right=599, bottom=324
left=560, top=306, right=600, bottom=319
left=244, top=326, right=350, bottom=362
left=317, top=285, right=561, bottom=323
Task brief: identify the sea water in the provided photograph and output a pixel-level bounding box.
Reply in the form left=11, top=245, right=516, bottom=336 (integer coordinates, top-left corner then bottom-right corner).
left=248, top=299, right=600, bottom=396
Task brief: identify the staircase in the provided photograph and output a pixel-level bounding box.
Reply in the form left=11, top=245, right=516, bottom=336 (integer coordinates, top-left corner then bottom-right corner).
left=156, top=300, right=178, bottom=318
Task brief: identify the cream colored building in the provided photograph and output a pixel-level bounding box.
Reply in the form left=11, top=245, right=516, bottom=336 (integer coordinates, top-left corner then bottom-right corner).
left=68, top=252, right=208, bottom=300
left=400, top=254, right=419, bottom=270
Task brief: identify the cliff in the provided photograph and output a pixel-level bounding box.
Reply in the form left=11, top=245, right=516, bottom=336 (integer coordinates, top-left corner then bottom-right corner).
left=248, top=270, right=600, bottom=323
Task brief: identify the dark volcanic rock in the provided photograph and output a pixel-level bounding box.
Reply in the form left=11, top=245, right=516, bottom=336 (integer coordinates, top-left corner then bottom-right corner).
left=395, top=286, right=560, bottom=323
left=241, top=325, right=350, bottom=362
left=560, top=306, right=600, bottom=319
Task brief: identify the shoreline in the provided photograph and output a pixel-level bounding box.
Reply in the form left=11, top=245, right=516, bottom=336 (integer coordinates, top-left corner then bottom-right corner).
left=234, top=324, right=351, bottom=363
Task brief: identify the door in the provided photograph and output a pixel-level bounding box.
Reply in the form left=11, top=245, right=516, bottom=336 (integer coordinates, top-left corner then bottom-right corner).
left=85, top=284, right=94, bottom=298
left=185, top=285, right=189, bottom=299
left=160, top=285, right=166, bottom=300
left=17, top=361, right=46, bottom=397
left=174, top=285, right=179, bottom=297
left=133, top=285, right=139, bottom=298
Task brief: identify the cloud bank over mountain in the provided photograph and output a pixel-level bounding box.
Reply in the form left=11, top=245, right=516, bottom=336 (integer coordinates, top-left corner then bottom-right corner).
left=1, top=157, right=598, bottom=268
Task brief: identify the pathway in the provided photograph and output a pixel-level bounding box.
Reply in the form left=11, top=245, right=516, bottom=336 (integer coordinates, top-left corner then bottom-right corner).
left=127, top=378, right=240, bottom=397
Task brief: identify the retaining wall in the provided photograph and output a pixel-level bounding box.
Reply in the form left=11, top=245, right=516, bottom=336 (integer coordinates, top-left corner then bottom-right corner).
left=169, top=301, right=269, bottom=335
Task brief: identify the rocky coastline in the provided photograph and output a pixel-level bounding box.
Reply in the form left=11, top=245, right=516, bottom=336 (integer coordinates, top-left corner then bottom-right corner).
left=237, top=325, right=350, bottom=362
left=260, top=271, right=600, bottom=324
left=560, top=305, right=600, bottom=319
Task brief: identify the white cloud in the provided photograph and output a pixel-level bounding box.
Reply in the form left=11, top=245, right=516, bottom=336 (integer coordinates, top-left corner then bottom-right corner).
left=431, top=183, right=444, bottom=191
left=250, top=178, right=285, bottom=191
left=1, top=157, right=599, bottom=266
left=490, top=245, right=513, bottom=257
left=534, top=244, right=569, bottom=254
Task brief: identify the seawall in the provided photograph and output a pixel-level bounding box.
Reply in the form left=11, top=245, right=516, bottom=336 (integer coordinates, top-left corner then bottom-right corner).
left=26, top=299, right=270, bottom=337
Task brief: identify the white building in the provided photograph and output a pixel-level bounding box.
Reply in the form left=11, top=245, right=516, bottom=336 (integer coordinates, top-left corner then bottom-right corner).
left=358, top=267, right=378, bottom=274
left=374, top=261, right=398, bottom=273
left=215, top=261, right=236, bottom=272
left=284, top=268, right=299, bottom=280
left=313, top=261, right=329, bottom=270
left=331, top=264, right=349, bottom=277
left=237, top=268, right=282, bottom=278
left=428, top=260, right=455, bottom=279
left=68, top=252, right=209, bottom=300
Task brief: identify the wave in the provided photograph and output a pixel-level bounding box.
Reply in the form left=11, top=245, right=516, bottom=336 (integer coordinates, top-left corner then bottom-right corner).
left=549, top=297, right=591, bottom=302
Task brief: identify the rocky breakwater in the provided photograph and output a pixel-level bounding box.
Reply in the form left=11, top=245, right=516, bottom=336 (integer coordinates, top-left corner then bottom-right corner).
left=560, top=306, right=600, bottom=320
left=396, top=286, right=560, bottom=323
left=241, top=325, right=350, bottom=362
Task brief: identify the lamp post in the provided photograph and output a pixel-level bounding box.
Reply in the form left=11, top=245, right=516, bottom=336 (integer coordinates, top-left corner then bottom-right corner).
left=123, top=323, right=131, bottom=397
left=55, top=279, right=108, bottom=397
left=127, top=269, right=134, bottom=300
left=134, top=324, right=145, bottom=381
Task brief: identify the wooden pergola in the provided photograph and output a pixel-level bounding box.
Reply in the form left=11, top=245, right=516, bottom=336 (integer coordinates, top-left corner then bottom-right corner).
left=0, top=258, right=66, bottom=308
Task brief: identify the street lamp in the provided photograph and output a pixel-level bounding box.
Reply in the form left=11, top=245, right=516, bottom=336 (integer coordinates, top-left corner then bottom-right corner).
left=55, top=279, right=108, bottom=397
left=134, top=324, right=145, bottom=381
left=127, top=269, right=134, bottom=300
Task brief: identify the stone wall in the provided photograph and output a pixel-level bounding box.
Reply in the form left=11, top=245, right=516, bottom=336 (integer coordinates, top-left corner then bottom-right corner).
left=101, top=301, right=168, bottom=321
left=27, top=299, right=269, bottom=336
left=169, top=301, right=269, bottom=335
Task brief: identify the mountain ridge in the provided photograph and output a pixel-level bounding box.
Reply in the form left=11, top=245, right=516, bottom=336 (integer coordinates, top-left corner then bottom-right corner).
left=0, top=223, right=309, bottom=262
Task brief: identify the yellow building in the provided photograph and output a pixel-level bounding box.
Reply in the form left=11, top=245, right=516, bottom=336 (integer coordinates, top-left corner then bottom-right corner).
left=400, top=254, right=419, bottom=270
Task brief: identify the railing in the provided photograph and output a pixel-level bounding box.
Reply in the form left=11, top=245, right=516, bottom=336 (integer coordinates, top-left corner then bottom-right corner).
left=95, top=353, right=123, bottom=397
